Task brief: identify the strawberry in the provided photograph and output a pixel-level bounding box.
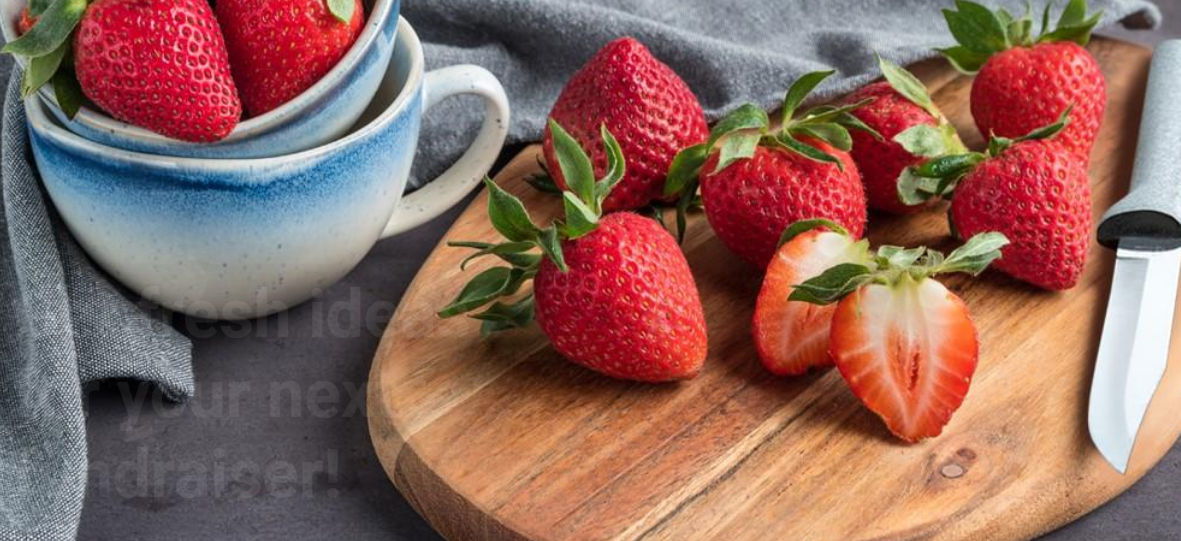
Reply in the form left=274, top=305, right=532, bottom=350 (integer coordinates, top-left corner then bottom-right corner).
left=752, top=220, right=870, bottom=376
left=73, top=0, right=241, bottom=141
left=940, top=0, right=1105, bottom=162
left=5, top=0, right=242, bottom=140
left=440, top=121, right=708, bottom=382
left=666, top=70, right=874, bottom=268
left=217, top=0, right=365, bottom=117
left=17, top=6, right=37, bottom=35
left=793, top=232, right=1009, bottom=441
left=845, top=56, right=966, bottom=214
left=542, top=37, right=708, bottom=212
left=898, top=110, right=1092, bottom=290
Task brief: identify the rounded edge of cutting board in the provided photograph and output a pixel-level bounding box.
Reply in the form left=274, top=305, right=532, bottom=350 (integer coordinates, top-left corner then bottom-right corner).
left=369, top=38, right=1181, bottom=541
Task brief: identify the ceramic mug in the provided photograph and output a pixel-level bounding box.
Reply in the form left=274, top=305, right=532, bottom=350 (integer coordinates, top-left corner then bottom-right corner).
left=2, top=0, right=402, bottom=159
left=26, top=17, right=510, bottom=320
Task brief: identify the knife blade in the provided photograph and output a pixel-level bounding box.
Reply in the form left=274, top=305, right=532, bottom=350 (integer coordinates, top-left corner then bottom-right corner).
left=1090, top=239, right=1181, bottom=473
left=1092, top=40, right=1181, bottom=474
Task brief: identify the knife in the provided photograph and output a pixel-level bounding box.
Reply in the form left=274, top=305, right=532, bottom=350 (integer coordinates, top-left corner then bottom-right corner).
left=1091, top=40, right=1181, bottom=475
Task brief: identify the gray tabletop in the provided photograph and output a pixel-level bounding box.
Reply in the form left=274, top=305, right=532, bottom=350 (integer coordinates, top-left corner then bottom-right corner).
left=4, top=15, right=1179, bottom=541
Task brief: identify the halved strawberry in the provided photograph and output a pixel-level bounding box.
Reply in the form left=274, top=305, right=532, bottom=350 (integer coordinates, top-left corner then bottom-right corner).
left=792, top=232, right=1009, bottom=441
left=831, top=278, right=978, bottom=441
left=752, top=220, right=869, bottom=376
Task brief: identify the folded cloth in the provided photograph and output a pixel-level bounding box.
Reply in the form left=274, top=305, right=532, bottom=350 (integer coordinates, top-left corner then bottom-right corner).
left=404, top=0, right=1160, bottom=189
left=0, top=1, right=1161, bottom=539
left=0, top=73, right=194, bottom=540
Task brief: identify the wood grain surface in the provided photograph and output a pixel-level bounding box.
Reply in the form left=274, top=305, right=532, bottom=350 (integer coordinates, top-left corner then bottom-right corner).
left=368, top=38, right=1181, bottom=541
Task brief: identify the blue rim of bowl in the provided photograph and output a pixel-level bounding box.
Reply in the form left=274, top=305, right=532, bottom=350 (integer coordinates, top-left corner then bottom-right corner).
left=7, top=0, right=396, bottom=146
left=26, top=17, right=423, bottom=184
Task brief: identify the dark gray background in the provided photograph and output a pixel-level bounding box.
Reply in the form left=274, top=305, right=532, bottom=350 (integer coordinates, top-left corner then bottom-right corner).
left=4, top=7, right=1180, bottom=540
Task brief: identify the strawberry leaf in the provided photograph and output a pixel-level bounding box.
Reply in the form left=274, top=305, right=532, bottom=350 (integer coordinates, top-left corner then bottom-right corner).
left=794, top=122, right=851, bottom=152
left=3, top=0, right=87, bottom=57
left=937, top=45, right=991, bottom=74
left=773, top=133, right=843, bottom=171
left=594, top=125, right=625, bottom=210
left=664, top=143, right=708, bottom=197
left=21, top=37, right=68, bottom=98
left=1057, top=0, right=1088, bottom=29
left=29, top=0, right=53, bottom=17
left=327, top=0, right=355, bottom=24
left=933, top=232, right=1010, bottom=275
left=789, top=263, right=875, bottom=305
left=778, top=218, right=848, bottom=247
left=472, top=295, right=536, bottom=337
left=781, top=70, right=834, bottom=125
left=894, top=123, right=963, bottom=158
left=438, top=266, right=515, bottom=318
left=708, top=103, right=770, bottom=148
left=943, top=1, right=1010, bottom=53
left=715, top=131, right=762, bottom=172
left=484, top=178, right=540, bottom=242
left=548, top=119, right=596, bottom=208
left=452, top=240, right=539, bottom=270
left=1037, top=0, right=1101, bottom=45
left=877, top=54, right=940, bottom=118
left=560, top=192, right=599, bottom=239
left=537, top=226, right=567, bottom=272
left=877, top=246, right=926, bottom=269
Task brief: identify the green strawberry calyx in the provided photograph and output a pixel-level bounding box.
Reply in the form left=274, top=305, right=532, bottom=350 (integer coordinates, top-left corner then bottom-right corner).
left=939, top=0, right=1102, bottom=74
left=876, top=53, right=968, bottom=160
left=663, top=69, right=881, bottom=242
left=790, top=230, right=1010, bottom=305
left=3, top=0, right=88, bottom=117
left=437, top=119, right=624, bottom=335
left=896, top=105, right=1072, bottom=206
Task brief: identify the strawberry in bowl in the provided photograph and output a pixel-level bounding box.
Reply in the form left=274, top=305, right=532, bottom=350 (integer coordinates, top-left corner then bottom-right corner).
left=2, top=0, right=399, bottom=158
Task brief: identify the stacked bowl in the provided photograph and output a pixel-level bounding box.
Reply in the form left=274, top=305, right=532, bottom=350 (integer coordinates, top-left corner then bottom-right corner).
left=2, top=0, right=510, bottom=319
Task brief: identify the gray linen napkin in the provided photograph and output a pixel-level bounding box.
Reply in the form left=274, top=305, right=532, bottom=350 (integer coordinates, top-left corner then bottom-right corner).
left=0, top=73, right=194, bottom=540
left=405, top=0, right=1160, bottom=189
left=0, top=1, right=1161, bottom=539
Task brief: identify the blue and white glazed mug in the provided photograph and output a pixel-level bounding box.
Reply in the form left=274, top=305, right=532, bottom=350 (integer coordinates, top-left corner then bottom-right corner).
left=4, top=0, right=403, bottom=159
left=26, top=18, right=511, bottom=320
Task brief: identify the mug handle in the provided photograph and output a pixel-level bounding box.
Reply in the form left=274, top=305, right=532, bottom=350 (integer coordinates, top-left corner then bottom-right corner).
left=380, top=65, right=511, bottom=239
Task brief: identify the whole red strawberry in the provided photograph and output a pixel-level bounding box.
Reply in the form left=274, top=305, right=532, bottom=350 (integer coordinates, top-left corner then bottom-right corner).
left=217, top=0, right=364, bottom=117
left=440, top=121, right=708, bottom=382
left=4, top=0, right=242, bottom=139
left=940, top=0, right=1105, bottom=162
left=845, top=57, right=966, bottom=214
left=75, top=0, right=241, bottom=141
left=542, top=37, right=708, bottom=212
left=667, top=70, right=873, bottom=268
left=793, top=231, right=1009, bottom=441
left=898, top=111, right=1092, bottom=290
left=534, top=212, right=707, bottom=381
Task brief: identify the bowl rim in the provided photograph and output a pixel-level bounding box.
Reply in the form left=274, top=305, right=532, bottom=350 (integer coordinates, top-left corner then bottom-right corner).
left=5, top=0, right=396, bottom=145
left=26, top=17, right=423, bottom=177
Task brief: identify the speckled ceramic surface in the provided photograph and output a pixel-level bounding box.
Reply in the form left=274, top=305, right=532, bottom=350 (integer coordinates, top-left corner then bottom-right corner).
left=3, top=0, right=401, bottom=159
left=25, top=18, right=510, bottom=319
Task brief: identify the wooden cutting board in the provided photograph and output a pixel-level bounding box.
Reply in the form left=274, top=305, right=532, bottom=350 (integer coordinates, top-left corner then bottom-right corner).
left=368, top=38, right=1181, bottom=541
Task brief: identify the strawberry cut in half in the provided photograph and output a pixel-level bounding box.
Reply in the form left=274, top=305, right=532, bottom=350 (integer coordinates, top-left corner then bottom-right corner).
left=791, top=231, right=1010, bottom=441
left=752, top=219, right=870, bottom=376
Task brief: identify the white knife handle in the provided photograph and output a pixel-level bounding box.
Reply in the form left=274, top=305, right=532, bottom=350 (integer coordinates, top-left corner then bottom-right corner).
left=1098, top=40, right=1181, bottom=251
